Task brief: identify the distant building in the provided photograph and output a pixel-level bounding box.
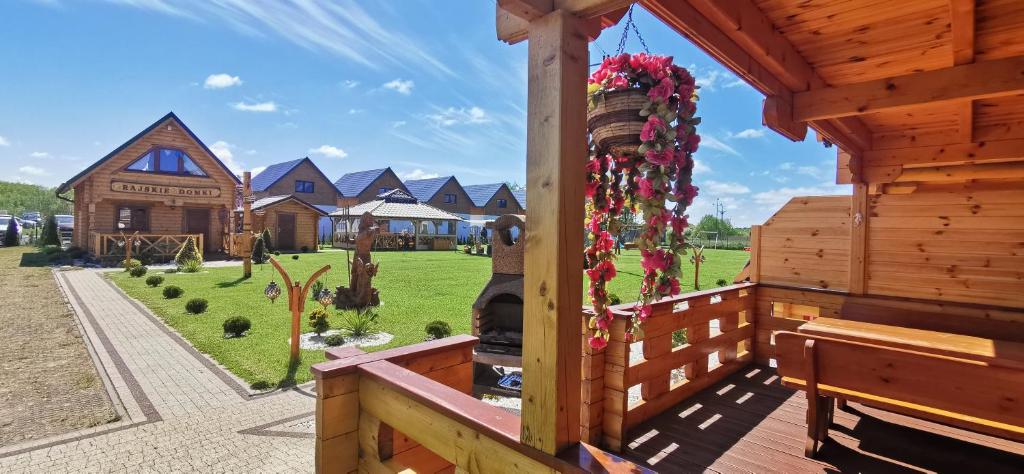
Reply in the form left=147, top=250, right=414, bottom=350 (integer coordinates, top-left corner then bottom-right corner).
left=404, top=176, right=475, bottom=239
left=461, top=183, right=526, bottom=241
left=333, top=168, right=410, bottom=206
left=252, top=157, right=340, bottom=241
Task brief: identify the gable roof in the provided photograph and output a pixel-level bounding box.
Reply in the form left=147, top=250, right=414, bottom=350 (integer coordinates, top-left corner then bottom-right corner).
left=57, top=111, right=240, bottom=194
left=244, top=195, right=328, bottom=216
left=334, top=167, right=407, bottom=197
left=512, top=189, right=527, bottom=209
left=251, top=157, right=341, bottom=196
left=462, top=183, right=508, bottom=207
left=330, top=197, right=464, bottom=222
left=404, top=176, right=457, bottom=201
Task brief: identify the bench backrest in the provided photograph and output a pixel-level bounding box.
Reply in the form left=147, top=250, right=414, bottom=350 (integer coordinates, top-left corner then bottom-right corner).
left=775, top=331, right=1024, bottom=439
left=840, top=300, right=1024, bottom=343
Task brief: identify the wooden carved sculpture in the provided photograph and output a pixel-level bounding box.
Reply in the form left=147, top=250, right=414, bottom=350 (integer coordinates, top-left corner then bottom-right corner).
left=336, top=212, right=381, bottom=309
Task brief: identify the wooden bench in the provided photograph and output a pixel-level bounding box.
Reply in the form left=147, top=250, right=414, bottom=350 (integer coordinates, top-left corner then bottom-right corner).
left=775, top=331, right=1024, bottom=458
left=840, top=299, right=1024, bottom=343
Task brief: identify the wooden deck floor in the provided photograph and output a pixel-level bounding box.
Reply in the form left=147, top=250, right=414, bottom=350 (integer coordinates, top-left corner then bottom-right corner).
left=619, top=365, right=1024, bottom=473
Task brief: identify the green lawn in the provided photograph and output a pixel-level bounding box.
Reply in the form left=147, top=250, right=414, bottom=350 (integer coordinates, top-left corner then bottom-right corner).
left=109, top=248, right=747, bottom=387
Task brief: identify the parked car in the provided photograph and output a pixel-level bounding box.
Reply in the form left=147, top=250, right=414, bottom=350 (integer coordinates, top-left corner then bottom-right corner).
left=21, top=211, right=41, bottom=228
left=0, top=215, right=22, bottom=244
left=56, top=214, right=74, bottom=242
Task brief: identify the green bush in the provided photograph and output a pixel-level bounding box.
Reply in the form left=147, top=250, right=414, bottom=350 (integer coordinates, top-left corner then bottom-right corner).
left=164, top=267, right=179, bottom=274
left=424, top=320, right=452, bottom=340
left=324, top=333, right=346, bottom=347
left=3, top=218, right=19, bottom=247
left=41, top=245, right=61, bottom=255
left=223, top=316, right=252, bottom=337
left=179, top=259, right=203, bottom=273
left=310, top=280, right=325, bottom=301
left=185, top=298, right=208, bottom=314
left=343, top=309, right=379, bottom=338
left=291, top=255, right=299, bottom=260
left=251, top=236, right=268, bottom=264
left=716, top=278, right=729, bottom=287
left=261, top=228, right=274, bottom=252
left=608, top=292, right=622, bottom=305
left=174, top=235, right=202, bottom=268
left=129, top=265, right=148, bottom=277
left=40, top=215, right=60, bottom=247
left=273, top=251, right=280, bottom=256
left=308, top=307, right=330, bottom=336
left=123, top=258, right=141, bottom=271
left=163, top=285, right=183, bottom=299
left=145, top=275, right=164, bottom=287
left=672, top=329, right=688, bottom=348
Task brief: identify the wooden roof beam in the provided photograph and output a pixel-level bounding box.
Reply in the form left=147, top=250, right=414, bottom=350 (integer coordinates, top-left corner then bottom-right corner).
left=864, top=138, right=1024, bottom=168
left=794, top=55, right=1024, bottom=122
left=951, top=0, right=976, bottom=144
left=497, top=0, right=632, bottom=44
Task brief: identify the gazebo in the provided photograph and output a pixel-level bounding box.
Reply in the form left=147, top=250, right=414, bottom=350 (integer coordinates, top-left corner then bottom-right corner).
left=329, top=189, right=462, bottom=251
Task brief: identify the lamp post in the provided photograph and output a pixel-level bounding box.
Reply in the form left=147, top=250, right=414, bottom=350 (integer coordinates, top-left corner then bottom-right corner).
left=264, top=257, right=331, bottom=361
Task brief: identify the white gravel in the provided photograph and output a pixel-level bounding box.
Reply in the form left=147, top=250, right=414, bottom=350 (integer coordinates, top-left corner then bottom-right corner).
left=293, top=331, right=394, bottom=350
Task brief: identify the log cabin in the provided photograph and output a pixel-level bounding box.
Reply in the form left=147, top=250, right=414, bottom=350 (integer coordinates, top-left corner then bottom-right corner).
left=334, top=168, right=411, bottom=207
left=404, top=176, right=476, bottom=240
left=56, top=112, right=240, bottom=261
left=310, top=1, right=1024, bottom=472
left=243, top=195, right=326, bottom=252
left=252, top=157, right=341, bottom=241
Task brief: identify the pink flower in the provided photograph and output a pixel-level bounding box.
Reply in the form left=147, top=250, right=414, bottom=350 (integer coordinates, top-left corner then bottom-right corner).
left=637, top=304, right=653, bottom=322
left=680, top=184, right=699, bottom=205
left=648, top=77, right=675, bottom=102
left=641, top=249, right=670, bottom=272
left=585, top=180, right=599, bottom=198
left=594, top=231, right=615, bottom=253
left=640, top=116, right=666, bottom=142
left=588, top=335, right=608, bottom=350
left=595, top=312, right=610, bottom=330
left=671, top=215, right=689, bottom=235
left=659, top=277, right=681, bottom=296
left=610, top=75, right=629, bottom=90
left=686, top=133, right=701, bottom=153
left=645, top=148, right=673, bottom=166
left=585, top=158, right=601, bottom=174
left=636, top=177, right=655, bottom=199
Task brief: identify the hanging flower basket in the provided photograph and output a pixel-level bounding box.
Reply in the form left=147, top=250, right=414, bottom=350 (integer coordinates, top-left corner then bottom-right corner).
left=587, top=89, right=649, bottom=157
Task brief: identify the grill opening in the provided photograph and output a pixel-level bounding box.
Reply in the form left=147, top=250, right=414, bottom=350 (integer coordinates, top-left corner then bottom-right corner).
left=478, top=293, right=523, bottom=350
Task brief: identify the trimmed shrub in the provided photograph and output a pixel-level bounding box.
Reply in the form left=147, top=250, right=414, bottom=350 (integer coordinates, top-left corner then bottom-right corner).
left=424, top=320, right=452, bottom=340
left=608, top=292, right=622, bottom=305
left=174, top=235, right=202, bottom=268
left=3, top=218, right=19, bottom=247
left=41, top=245, right=61, bottom=255
left=260, top=228, right=274, bottom=252
left=185, top=298, right=208, bottom=314
left=251, top=236, right=268, bottom=264
left=324, top=333, right=346, bottom=347
left=291, top=255, right=299, bottom=260
left=223, top=316, right=252, bottom=337
left=163, top=285, right=183, bottom=299
left=179, top=259, right=203, bottom=273
left=164, top=268, right=179, bottom=274
left=123, top=258, right=141, bottom=271
left=273, top=251, right=280, bottom=256
left=716, top=278, right=729, bottom=287
left=308, top=307, right=330, bottom=336
left=40, top=215, right=60, bottom=247
left=129, top=265, right=148, bottom=277
left=310, top=280, right=325, bottom=302
left=145, top=275, right=164, bottom=287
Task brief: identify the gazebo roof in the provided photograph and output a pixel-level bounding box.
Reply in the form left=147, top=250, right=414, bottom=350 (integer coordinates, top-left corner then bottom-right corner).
left=330, top=189, right=464, bottom=221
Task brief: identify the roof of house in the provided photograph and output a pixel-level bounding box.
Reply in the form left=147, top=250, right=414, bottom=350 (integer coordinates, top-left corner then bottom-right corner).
left=250, top=157, right=341, bottom=195
left=333, top=168, right=407, bottom=198
left=57, top=111, right=241, bottom=194
left=512, top=189, right=527, bottom=209
left=243, top=195, right=328, bottom=216
left=462, top=183, right=507, bottom=207
left=330, top=189, right=463, bottom=221
left=403, top=176, right=456, bottom=201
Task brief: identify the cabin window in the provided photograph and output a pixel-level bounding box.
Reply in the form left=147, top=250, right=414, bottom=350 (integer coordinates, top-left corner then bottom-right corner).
left=115, top=206, right=149, bottom=232
left=295, top=180, right=315, bottom=193
left=125, top=147, right=207, bottom=176
left=444, top=193, right=456, bottom=204
left=497, top=198, right=508, bottom=208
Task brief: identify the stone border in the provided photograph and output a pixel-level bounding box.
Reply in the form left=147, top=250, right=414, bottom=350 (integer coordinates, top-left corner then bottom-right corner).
left=236, top=411, right=316, bottom=439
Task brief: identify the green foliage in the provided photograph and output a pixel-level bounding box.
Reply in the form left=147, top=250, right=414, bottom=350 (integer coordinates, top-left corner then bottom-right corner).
left=185, top=298, right=208, bottom=314
left=307, top=307, right=330, bottom=336
left=672, top=328, right=688, bottom=348
left=145, top=275, right=164, bottom=287
left=40, top=215, right=60, bottom=247
left=3, top=218, right=19, bottom=247
left=291, top=255, right=299, bottom=260
left=250, top=380, right=272, bottom=391
left=310, top=280, right=325, bottom=301
left=324, top=333, right=346, bottom=347
left=342, top=309, right=379, bottom=338
left=0, top=181, right=72, bottom=218
left=179, top=258, right=203, bottom=273
left=716, top=278, right=728, bottom=287
left=260, top=228, right=274, bottom=252
left=129, top=265, right=148, bottom=277
left=690, top=214, right=741, bottom=238
left=424, top=320, right=452, bottom=340
left=223, top=316, right=252, bottom=337
left=123, top=258, right=141, bottom=271
left=251, top=236, right=268, bottom=264
left=608, top=293, right=622, bottom=305
left=163, top=285, right=183, bottom=299
left=164, top=268, right=179, bottom=274
left=174, top=235, right=202, bottom=268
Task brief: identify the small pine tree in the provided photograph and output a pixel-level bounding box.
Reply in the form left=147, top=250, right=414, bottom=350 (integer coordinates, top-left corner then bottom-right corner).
left=174, top=235, right=202, bottom=267
left=40, top=215, right=60, bottom=247
left=260, top=228, right=274, bottom=252
left=3, top=218, right=19, bottom=247
left=251, top=235, right=268, bottom=264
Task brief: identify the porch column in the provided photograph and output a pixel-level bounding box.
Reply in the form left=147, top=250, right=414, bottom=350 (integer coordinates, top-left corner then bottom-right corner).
left=521, top=9, right=587, bottom=454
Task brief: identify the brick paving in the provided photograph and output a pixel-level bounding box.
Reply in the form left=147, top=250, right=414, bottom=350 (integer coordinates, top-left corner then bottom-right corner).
left=0, top=269, right=316, bottom=472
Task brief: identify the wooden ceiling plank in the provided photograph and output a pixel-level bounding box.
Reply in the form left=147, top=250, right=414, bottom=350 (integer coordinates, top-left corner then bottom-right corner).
left=864, top=138, right=1024, bottom=167
left=794, top=55, right=1024, bottom=121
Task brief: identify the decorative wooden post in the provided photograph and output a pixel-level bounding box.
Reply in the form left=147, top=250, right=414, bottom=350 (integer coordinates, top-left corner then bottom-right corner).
left=242, top=171, right=253, bottom=278
left=268, top=257, right=331, bottom=361
left=120, top=231, right=139, bottom=266
left=690, top=244, right=706, bottom=290
left=520, top=9, right=588, bottom=455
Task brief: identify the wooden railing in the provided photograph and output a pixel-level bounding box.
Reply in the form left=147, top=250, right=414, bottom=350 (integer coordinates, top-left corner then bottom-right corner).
left=94, top=233, right=203, bottom=261
left=581, top=282, right=757, bottom=451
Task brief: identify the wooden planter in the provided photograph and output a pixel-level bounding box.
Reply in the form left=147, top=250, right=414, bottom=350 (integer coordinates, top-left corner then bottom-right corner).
left=588, top=89, right=648, bottom=156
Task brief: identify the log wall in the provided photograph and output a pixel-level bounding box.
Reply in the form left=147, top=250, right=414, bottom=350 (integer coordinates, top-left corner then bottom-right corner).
left=753, top=196, right=851, bottom=291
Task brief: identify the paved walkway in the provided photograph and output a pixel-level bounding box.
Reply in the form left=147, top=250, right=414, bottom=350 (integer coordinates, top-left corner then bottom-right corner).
left=0, top=269, right=316, bottom=472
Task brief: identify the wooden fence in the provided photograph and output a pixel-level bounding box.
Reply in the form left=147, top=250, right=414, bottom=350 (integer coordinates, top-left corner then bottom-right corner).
left=94, top=233, right=203, bottom=262
left=581, top=283, right=757, bottom=451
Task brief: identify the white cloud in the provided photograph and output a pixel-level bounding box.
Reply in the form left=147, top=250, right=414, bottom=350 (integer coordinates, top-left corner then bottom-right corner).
left=0, top=135, right=9, bottom=147
left=699, top=134, right=740, bottom=156
left=203, top=73, right=242, bottom=89
left=244, top=149, right=257, bottom=155
left=309, top=144, right=348, bottom=159
left=752, top=184, right=850, bottom=208
left=703, top=180, right=750, bottom=195
left=250, top=166, right=267, bottom=176
left=208, top=140, right=245, bottom=174
left=383, top=79, right=414, bottom=95
left=779, top=162, right=795, bottom=170
left=232, top=101, right=277, bottom=112
left=29, top=151, right=50, bottom=158
left=797, top=165, right=831, bottom=180
left=692, top=159, right=711, bottom=175
left=392, top=121, right=407, bottom=128
left=401, top=169, right=440, bottom=180
left=342, top=79, right=360, bottom=89
left=18, top=165, right=47, bottom=176
left=348, top=108, right=364, bottom=114
left=731, top=128, right=765, bottom=139
left=427, top=106, right=490, bottom=127
left=724, top=79, right=747, bottom=89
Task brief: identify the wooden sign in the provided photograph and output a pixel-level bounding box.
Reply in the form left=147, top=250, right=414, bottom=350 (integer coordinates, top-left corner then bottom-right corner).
left=111, top=180, right=221, bottom=198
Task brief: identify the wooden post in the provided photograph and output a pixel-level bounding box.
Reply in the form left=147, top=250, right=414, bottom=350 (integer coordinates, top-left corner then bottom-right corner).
left=749, top=225, right=762, bottom=283
left=520, top=8, right=587, bottom=455
left=848, top=183, right=868, bottom=294
left=269, top=257, right=331, bottom=361
left=242, top=171, right=253, bottom=278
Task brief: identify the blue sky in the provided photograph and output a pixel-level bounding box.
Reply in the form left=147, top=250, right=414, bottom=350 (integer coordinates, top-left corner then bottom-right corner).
left=0, top=0, right=848, bottom=226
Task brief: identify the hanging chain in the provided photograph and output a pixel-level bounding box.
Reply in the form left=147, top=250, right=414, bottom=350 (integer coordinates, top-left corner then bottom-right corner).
left=614, top=5, right=650, bottom=55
